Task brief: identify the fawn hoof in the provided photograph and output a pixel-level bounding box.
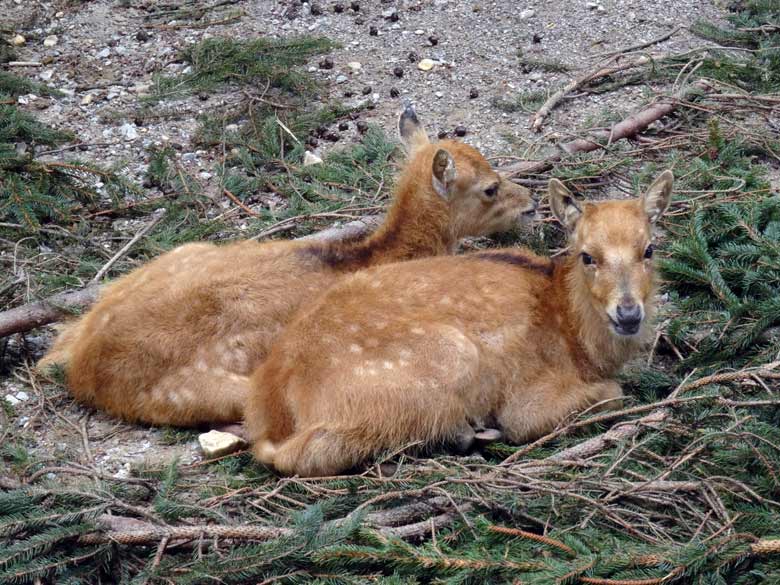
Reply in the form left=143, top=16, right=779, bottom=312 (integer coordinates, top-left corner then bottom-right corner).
left=474, top=428, right=503, bottom=445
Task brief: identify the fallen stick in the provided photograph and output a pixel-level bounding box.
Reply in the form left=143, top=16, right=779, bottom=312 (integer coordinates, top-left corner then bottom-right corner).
left=501, top=79, right=710, bottom=177
left=0, top=215, right=382, bottom=339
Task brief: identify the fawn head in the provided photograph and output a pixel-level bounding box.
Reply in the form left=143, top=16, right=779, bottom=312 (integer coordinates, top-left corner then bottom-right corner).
left=549, top=170, right=674, bottom=336
left=398, top=103, right=537, bottom=237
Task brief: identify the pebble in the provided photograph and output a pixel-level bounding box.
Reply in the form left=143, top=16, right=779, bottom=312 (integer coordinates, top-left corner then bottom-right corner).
left=361, top=85, right=372, bottom=95
left=310, top=3, right=323, bottom=15
left=55, top=10, right=64, bottom=17
left=435, top=91, right=443, bottom=98
left=120, top=123, right=139, bottom=141
left=136, top=30, right=150, bottom=42
left=39, top=69, right=54, bottom=81
left=346, top=61, right=362, bottom=72
left=414, top=29, right=424, bottom=35
left=417, top=58, right=435, bottom=71
left=43, top=35, right=58, bottom=47
left=81, top=94, right=94, bottom=105
left=356, top=120, right=369, bottom=133
left=336, top=74, right=348, bottom=83
left=437, top=130, right=448, bottom=139
left=529, top=71, right=543, bottom=82
left=382, top=8, right=399, bottom=21
left=11, top=34, right=25, bottom=46
left=520, top=8, right=535, bottom=19
left=369, top=25, right=378, bottom=36
left=469, top=88, right=479, bottom=99
left=408, top=51, right=419, bottom=62
left=97, top=47, right=111, bottom=59
left=319, top=56, right=334, bottom=69
left=454, top=125, right=467, bottom=137
left=4, top=395, right=20, bottom=406
left=428, top=35, right=439, bottom=46
left=338, top=121, right=349, bottom=131
left=198, top=430, right=246, bottom=459
left=181, top=152, right=197, bottom=162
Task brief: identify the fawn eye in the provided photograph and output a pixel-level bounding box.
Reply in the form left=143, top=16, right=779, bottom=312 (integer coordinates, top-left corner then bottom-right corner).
left=644, top=244, right=654, bottom=259
left=484, top=184, right=498, bottom=198
left=581, top=252, right=594, bottom=266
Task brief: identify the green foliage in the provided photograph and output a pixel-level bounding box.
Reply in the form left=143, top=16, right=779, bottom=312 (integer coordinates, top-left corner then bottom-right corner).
left=150, top=36, right=337, bottom=101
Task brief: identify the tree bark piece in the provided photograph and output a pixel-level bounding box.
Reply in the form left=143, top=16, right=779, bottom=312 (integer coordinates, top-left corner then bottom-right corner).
left=502, top=79, right=710, bottom=177
left=0, top=215, right=382, bottom=339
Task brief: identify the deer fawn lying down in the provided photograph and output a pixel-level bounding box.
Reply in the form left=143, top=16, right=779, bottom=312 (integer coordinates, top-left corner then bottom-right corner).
left=246, top=171, right=674, bottom=477
left=38, top=105, right=537, bottom=427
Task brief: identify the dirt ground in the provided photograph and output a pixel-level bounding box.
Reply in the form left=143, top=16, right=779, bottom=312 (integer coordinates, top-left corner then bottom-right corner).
left=1, top=0, right=729, bottom=478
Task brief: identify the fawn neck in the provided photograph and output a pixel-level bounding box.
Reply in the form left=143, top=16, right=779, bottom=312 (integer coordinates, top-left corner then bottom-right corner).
left=309, top=173, right=453, bottom=271
left=552, top=256, right=649, bottom=378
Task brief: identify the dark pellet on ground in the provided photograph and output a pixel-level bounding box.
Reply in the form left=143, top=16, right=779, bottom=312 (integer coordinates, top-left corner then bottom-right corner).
left=310, top=3, right=323, bottom=15
left=469, top=88, right=479, bottom=99
left=356, top=120, right=369, bottom=133
left=338, top=121, right=349, bottom=131
left=454, top=125, right=467, bottom=137
left=343, top=90, right=354, bottom=97
left=390, top=87, right=400, bottom=98
left=532, top=32, right=543, bottom=43
left=437, top=130, right=448, bottom=139
left=307, top=136, right=319, bottom=147
left=408, top=51, right=419, bottom=62
left=350, top=0, right=360, bottom=10
left=361, top=85, right=372, bottom=95
left=334, top=3, right=344, bottom=12
left=198, top=92, right=209, bottom=101
left=324, top=132, right=340, bottom=142
left=393, top=66, right=404, bottom=78
left=319, top=57, right=334, bottom=69
left=355, top=17, right=364, bottom=24
left=369, top=25, right=378, bottom=35
left=428, top=35, right=439, bottom=45
left=135, top=30, right=149, bottom=42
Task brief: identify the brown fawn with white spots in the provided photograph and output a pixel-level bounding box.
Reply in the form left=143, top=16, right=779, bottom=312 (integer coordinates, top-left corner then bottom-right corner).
left=246, top=171, right=674, bottom=477
left=38, top=105, right=537, bottom=427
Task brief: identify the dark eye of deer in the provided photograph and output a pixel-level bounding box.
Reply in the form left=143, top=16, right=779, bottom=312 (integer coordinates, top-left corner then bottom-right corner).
left=581, top=252, right=594, bottom=266
left=644, top=244, right=654, bottom=259
left=484, top=184, right=498, bottom=198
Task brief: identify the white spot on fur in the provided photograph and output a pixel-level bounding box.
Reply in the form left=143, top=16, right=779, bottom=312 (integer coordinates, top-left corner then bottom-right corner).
left=439, top=296, right=452, bottom=305
left=399, top=349, right=412, bottom=359
left=370, top=281, right=382, bottom=289
left=375, top=321, right=387, bottom=329
left=100, top=314, right=112, bottom=326
left=383, top=361, right=394, bottom=370
left=365, top=338, right=379, bottom=348
left=349, top=344, right=363, bottom=353
left=411, top=327, right=425, bottom=335
left=195, top=360, right=208, bottom=372
left=348, top=324, right=360, bottom=333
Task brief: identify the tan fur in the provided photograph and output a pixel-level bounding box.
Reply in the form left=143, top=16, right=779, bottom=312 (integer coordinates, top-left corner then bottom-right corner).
left=38, top=107, right=536, bottom=427
left=245, top=171, right=674, bottom=477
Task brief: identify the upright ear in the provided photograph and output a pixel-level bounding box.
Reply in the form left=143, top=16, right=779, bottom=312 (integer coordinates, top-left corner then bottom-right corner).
left=398, top=102, right=430, bottom=156
left=431, top=149, right=456, bottom=199
left=548, top=178, right=582, bottom=230
left=641, top=170, right=674, bottom=224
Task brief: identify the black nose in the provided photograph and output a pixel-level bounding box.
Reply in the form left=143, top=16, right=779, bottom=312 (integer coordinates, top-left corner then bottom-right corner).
left=616, top=303, right=642, bottom=329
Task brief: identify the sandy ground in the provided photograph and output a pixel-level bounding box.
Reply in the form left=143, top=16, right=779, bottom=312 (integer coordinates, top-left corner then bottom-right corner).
left=1, top=0, right=729, bottom=477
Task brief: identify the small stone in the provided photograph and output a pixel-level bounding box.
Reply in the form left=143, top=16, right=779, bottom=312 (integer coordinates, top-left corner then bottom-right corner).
left=81, top=94, right=94, bottom=105
left=43, top=35, right=58, bottom=47
left=333, top=2, right=344, bottom=12
left=335, top=74, right=348, bottom=83
left=393, top=66, right=403, bottom=78
left=369, top=25, right=378, bottom=35
left=435, top=91, right=443, bottom=98
left=120, top=123, right=138, bottom=140
left=310, top=2, right=323, bottom=15
left=15, top=391, right=29, bottom=402
left=414, top=29, right=424, bottom=35
left=338, top=121, right=349, bottom=131
left=529, top=71, right=543, bottom=82
left=417, top=58, right=435, bottom=71
left=532, top=32, right=543, bottom=43
left=361, top=85, right=372, bottom=95
left=597, top=4, right=606, bottom=12
left=454, top=125, right=467, bottom=137
left=469, top=88, right=479, bottom=99
left=39, top=69, right=54, bottom=81
left=586, top=1, right=598, bottom=8
left=11, top=34, right=25, bottom=46
left=356, top=120, right=369, bottom=133
left=198, top=430, right=246, bottom=459
left=346, top=61, right=362, bottom=72
left=408, top=51, right=419, bottom=62
left=350, top=0, right=360, bottom=10
left=437, top=130, right=448, bottom=139
left=382, top=7, right=398, bottom=20
left=519, top=8, right=535, bottom=18
left=318, top=56, right=334, bottom=69
left=136, top=30, right=150, bottom=42
left=323, top=131, right=340, bottom=142
left=390, top=87, right=400, bottom=98
left=97, top=47, right=111, bottom=59
left=428, top=35, right=438, bottom=46
left=55, top=10, right=64, bottom=17
left=4, top=395, right=20, bottom=406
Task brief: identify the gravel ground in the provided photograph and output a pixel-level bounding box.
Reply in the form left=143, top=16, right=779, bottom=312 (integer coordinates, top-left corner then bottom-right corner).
left=1, top=0, right=729, bottom=475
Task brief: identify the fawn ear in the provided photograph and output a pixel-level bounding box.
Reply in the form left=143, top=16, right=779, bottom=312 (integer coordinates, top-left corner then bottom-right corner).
left=548, top=178, right=582, bottom=230
left=431, top=149, right=457, bottom=199
left=641, top=169, right=674, bottom=224
left=398, top=102, right=429, bottom=156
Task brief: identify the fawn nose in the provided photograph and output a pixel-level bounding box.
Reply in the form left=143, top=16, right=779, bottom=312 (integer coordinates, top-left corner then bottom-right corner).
left=523, top=198, right=539, bottom=215
left=615, top=303, right=643, bottom=332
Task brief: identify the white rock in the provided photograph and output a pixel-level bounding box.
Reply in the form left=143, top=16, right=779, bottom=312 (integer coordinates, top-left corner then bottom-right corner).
left=15, top=391, right=29, bottom=402
left=43, top=35, right=58, bottom=47
left=119, top=123, right=138, bottom=141
left=198, top=430, right=246, bottom=459
left=586, top=1, right=598, bottom=8
left=414, top=29, right=424, bottom=35
left=381, top=8, right=397, bottom=18
left=55, top=11, right=64, bottom=17
left=346, top=61, right=362, bottom=72
left=4, top=395, right=20, bottom=406
left=11, top=34, right=25, bottom=46
left=529, top=71, right=543, bottom=81
left=417, top=58, right=435, bottom=71
left=97, top=47, right=111, bottom=59
left=519, top=8, right=535, bottom=19
left=335, top=74, right=348, bottom=84
left=39, top=69, right=54, bottom=81
left=303, top=151, right=323, bottom=166
left=435, top=91, right=443, bottom=98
